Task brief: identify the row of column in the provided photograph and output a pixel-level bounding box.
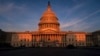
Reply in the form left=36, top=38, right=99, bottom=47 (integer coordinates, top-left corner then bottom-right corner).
left=32, top=34, right=66, bottom=47
left=39, top=23, right=59, bottom=30
left=32, top=34, right=62, bottom=42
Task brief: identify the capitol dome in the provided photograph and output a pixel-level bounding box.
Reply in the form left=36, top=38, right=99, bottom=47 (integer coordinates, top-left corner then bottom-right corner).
left=38, top=1, right=60, bottom=32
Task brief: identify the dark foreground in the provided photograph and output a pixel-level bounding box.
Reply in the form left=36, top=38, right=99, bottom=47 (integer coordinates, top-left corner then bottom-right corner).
left=0, top=47, right=100, bottom=56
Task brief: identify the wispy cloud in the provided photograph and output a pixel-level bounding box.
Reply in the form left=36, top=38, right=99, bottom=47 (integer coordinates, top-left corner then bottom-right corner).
left=0, top=2, right=38, bottom=31
left=0, top=2, right=28, bottom=21
left=61, top=9, right=100, bottom=31
left=66, top=3, right=84, bottom=16
left=0, top=3, right=26, bottom=14
left=59, top=3, right=85, bottom=19
left=0, top=3, right=13, bottom=13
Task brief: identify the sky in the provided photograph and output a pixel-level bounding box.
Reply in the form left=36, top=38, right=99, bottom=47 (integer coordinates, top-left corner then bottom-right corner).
left=0, top=0, right=100, bottom=32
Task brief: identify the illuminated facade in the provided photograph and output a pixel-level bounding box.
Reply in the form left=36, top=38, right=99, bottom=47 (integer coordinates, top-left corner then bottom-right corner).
left=10, top=2, right=86, bottom=47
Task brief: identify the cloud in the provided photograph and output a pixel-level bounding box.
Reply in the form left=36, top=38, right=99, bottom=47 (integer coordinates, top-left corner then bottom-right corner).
left=0, top=2, right=26, bottom=13
left=57, top=3, right=86, bottom=23
left=65, top=21, right=97, bottom=31
left=0, top=3, right=13, bottom=13
left=62, top=3, right=84, bottom=18
left=61, top=9, right=100, bottom=31
left=0, top=2, right=38, bottom=31
left=66, top=4, right=83, bottom=15
left=0, top=2, right=28, bottom=21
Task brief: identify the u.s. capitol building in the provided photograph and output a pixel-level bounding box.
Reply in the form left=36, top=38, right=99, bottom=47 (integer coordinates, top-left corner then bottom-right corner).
left=4, top=2, right=87, bottom=47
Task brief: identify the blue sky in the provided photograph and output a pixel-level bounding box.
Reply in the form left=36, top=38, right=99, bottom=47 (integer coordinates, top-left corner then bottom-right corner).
left=0, top=0, right=100, bottom=32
